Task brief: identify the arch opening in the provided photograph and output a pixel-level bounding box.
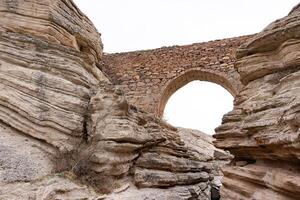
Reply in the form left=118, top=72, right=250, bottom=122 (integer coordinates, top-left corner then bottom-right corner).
left=160, top=70, right=235, bottom=135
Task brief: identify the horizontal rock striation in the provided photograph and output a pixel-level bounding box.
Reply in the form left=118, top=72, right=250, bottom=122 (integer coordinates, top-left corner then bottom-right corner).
left=0, top=0, right=105, bottom=154
left=0, top=0, right=231, bottom=199
left=0, top=0, right=108, bottom=198
left=214, top=4, right=300, bottom=200
left=79, top=85, right=231, bottom=196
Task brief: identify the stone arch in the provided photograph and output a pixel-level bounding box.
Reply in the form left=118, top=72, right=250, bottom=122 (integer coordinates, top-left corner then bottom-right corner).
left=102, top=35, right=249, bottom=115
left=157, top=69, right=237, bottom=117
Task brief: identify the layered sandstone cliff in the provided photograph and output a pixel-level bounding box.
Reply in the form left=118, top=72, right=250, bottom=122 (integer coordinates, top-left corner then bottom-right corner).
left=2, top=0, right=299, bottom=199
left=214, top=4, right=300, bottom=200
left=0, top=0, right=230, bottom=199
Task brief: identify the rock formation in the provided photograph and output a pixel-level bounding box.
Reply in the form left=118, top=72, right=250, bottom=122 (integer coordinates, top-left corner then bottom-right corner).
left=214, top=3, right=300, bottom=200
left=0, top=0, right=231, bottom=199
left=1, top=0, right=299, bottom=199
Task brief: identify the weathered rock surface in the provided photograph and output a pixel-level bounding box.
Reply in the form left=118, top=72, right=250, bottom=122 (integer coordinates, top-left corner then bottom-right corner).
left=0, top=174, right=101, bottom=200
left=0, top=0, right=231, bottom=199
left=214, top=3, right=300, bottom=200
left=0, top=0, right=106, bottom=155
left=5, top=0, right=299, bottom=199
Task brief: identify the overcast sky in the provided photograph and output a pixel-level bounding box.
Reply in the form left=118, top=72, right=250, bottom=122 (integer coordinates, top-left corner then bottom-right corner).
left=74, top=0, right=298, bottom=134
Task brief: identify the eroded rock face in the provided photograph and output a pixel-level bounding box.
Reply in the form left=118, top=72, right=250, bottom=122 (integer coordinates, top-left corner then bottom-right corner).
left=77, top=85, right=231, bottom=197
left=0, top=0, right=231, bottom=199
left=0, top=1, right=108, bottom=191
left=5, top=0, right=299, bottom=199
left=214, top=4, right=300, bottom=199
left=0, top=0, right=106, bottom=154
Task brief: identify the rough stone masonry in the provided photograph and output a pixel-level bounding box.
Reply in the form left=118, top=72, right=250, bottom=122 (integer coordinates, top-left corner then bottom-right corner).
left=102, top=35, right=251, bottom=116
left=0, top=0, right=299, bottom=200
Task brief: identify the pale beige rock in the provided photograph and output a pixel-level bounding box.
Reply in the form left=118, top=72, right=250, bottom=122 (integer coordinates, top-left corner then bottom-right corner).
left=0, top=0, right=107, bottom=155
left=77, top=86, right=227, bottom=197
left=0, top=1, right=231, bottom=199
left=7, top=0, right=300, bottom=200
left=214, top=4, right=300, bottom=200
left=0, top=175, right=100, bottom=200
left=0, top=122, right=55, bottom=183
left=134, top=168, right=210, bottom=188
left=105, top=182, right=211, bottom=200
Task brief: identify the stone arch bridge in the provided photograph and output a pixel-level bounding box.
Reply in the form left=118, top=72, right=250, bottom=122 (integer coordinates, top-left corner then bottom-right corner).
left=102, top=35, right=251, bottom=117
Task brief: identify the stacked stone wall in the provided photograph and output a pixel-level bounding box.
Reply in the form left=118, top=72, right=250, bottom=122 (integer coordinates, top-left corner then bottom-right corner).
left=102, top=35, right=251, bottom=116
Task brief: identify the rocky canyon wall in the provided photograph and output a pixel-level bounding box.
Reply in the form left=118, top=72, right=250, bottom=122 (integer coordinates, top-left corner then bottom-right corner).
left=1, top=0, right=299, bottom=199
left=214, top=4, right=300, bottom=200
left=0, top=0, right=106, bottom=178
left=0, top=0, right=230, bottom=199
